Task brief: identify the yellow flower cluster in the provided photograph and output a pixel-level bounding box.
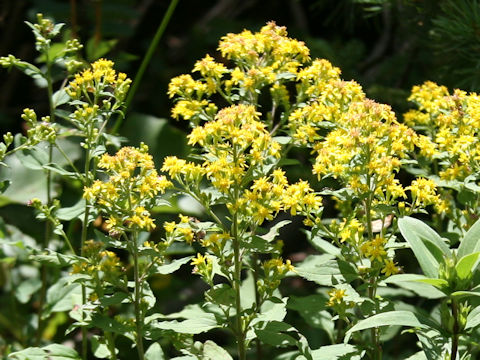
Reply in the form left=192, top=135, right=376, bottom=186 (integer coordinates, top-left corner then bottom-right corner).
left=163, top=214, right=196, bottom=244
left=162, top=104, right=321, bottom=227
left=406, top=178, right=439, bottom=209
left=168, top=21, right=315, bottom=124
left=66, top=58, right=131, bottom=103
left=406, top=81, right=480, bottom=181
left=237, top=170, right=322, bottom=225
left=72, top=240, right=122, bottom=280
left=326, top=287, right=355, bottom=310
left=312, top=99, right=416, bottom=208
left=83, top=145, right=172, bottom=234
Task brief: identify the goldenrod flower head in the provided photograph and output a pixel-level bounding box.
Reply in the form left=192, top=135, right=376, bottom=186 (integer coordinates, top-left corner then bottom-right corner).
left=83, top=146, right=171, bottom=234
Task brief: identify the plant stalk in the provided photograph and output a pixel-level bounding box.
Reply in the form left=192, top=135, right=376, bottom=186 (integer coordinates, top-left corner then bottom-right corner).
left=451, top=299, right=459, bottom=360
left=111, top=0, right=179, bottom=133
left=132, top=232, right=145, bottom=360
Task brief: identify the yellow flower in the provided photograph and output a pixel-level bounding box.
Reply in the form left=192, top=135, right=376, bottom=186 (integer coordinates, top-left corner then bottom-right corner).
left=381, top=259, right=400, bottom=277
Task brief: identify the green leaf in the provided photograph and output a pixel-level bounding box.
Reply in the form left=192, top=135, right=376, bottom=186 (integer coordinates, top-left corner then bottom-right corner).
left=16, top=277, right=42, bottom=304
left=52, top=88, right=70, bottom=108
left=151, top=305, right=219, bottom=334
left=154, top=256, right=192, bottom=275
left=202, top=341, right=233, bottom=360
left=16, top=147, right=49, bottom=170
left=398, top=217, right=450, bottom=278
left=91, top=335, right=112, bottom=359
left=295, top=255, right=357, bottom=286
left=458, top=218, right=480, bottom=258
left=450, top=289, right=480, bottom=299
left=57, top=199, right=86, bottom=221
left=405, top=351, right=427, bottom=360
left=344, top=311, right=429, bottom=343
left=311, top=344, right=363, bottom=360
left=466, top=305, right=480, bottom=329
left=145, top=343, right=165, bottom=360
left=414, top=278, right=449, bottom=290
left=44, top=277, right=82, bottom=318
left=455, top=252, right=480, bottom=280
left=259, top=220, right=292, bottom=242
left=383, top=274, right=446, bottom=299
left=9, top=344, right=81, bottom=360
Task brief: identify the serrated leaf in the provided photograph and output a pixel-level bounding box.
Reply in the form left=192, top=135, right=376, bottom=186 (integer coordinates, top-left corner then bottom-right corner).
left=344, top=311, right=429, bottom=343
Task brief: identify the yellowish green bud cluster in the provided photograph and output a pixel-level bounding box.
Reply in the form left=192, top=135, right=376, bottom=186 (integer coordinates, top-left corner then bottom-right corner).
left=83, top=145, right=172, bottom=234
left=66, top=58, right=131, bottom=105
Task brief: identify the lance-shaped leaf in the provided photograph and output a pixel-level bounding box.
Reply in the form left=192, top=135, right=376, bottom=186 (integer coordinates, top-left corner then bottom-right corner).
left=344, top=311, right=429, bottom=343
left=398, top=217, right=450, bottom=278
left=458, top=218, right=480, bottom=258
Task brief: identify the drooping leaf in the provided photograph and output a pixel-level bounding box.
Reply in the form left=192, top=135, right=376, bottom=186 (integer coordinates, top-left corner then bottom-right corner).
left=56, top=199, right=86, bottom=221
left=383, top=274, right=446, bottom=299
left=344, top=311, right=429, bottom=343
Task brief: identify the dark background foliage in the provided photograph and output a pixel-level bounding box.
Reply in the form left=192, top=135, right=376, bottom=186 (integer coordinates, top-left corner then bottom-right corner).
left=1, top=0, right=479, bottom=358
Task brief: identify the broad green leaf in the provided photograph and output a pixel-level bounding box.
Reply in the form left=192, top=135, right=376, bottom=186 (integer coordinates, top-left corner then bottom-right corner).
left=151, top=304, right=219, bottom=334
left=295, top=255, right=357, bottom=286
left=91, top=335, right=112, bottom=359
left=240, top=271, right=257, bottom=310
left=455, top=252, right=480, bottom=280
left=90, top=313, right=132, bottom=335
left=458, top=218, right=480, bottom=258
left=44, top=277, right=82, bottom=318
left=344, top=311, right=429, bottom=343
left=16, top=147, right=49, bottom=170
left=16, top=277, right=42, bottom=304
left=255, top=321, right=312, bottom=360
left=9, top=344, right=81, bottom=360
left=154, top=256, right=193, bottom=274
left=308, top=234, right=341, bottom=256
left=203, top=341, right=233, bottom=360
left=56, top=199, right=86, bottom=221
left=311, top=344, right=363, bottom=360
left=287, top=294, right=331, bottom=331
left=383, top=274, right=445, bottom=299
left=466, top=305, right=480, bottom=329
left=145, top=343, right=165, bottom=360
left=398, top=217, right=450, bottom=278
left=52, top=88, right=70, bottom=108
left=152, top=317, right=218, bottom=334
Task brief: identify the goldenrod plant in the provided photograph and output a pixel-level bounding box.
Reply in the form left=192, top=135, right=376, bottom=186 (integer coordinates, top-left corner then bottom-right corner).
left=4, top=15, right=480, bottom=360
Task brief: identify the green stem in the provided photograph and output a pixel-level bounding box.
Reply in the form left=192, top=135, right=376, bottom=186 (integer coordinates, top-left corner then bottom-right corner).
left=111, top=0, right=179, bottom=133
left=132, top=232, right=145, bottom=360
left=232, top=213, right=246, bottom=360
left=451, top=299, right=459, bottom=360
left=231, top=145, right=246, bottom=360
left=36, top=52, right=56, bottom=346
left=80, top=145, right=92, bottom=360
left=105, top=331, right=117, bottom=360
